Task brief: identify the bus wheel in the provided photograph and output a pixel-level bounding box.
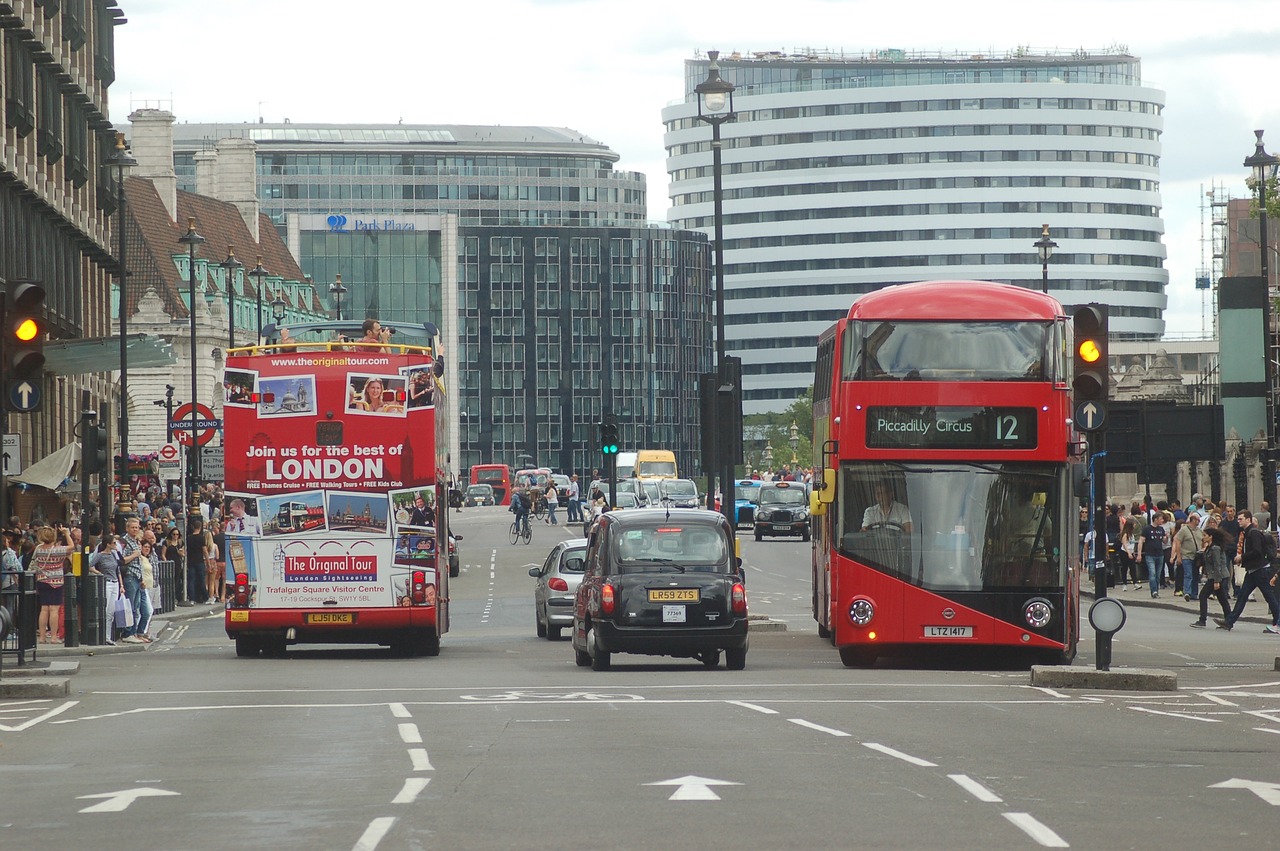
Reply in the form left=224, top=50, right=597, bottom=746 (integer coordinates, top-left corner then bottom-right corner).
left=235, top=637, right=259, bottom=658
left=725, top=647, right=747, bottom=670
left=839, top=646, right=877, bottom=668
left=816, top=622, right=831, bottom=639
left=418, top=632, right=441, bottom=657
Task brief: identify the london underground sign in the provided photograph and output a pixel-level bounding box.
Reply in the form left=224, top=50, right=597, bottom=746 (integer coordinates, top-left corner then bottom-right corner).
left=171, top=402, right=221, bottom=447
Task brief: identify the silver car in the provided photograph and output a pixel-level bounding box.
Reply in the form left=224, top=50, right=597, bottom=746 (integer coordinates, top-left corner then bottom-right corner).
left=529, top=537, right=588, bottom=640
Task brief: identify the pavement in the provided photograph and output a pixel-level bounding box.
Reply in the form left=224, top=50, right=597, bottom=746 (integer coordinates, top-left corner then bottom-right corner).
left=1082, top=580, right=1279, bottom=630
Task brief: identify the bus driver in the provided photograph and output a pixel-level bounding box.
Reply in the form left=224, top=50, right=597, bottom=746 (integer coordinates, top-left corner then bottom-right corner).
left=861, top=482, right=913, bottom=534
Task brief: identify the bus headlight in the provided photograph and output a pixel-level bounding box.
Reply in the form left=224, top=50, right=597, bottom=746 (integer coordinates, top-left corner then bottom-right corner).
left=1024, top=598, right=1053, bottom=629
left=848, top=597, right=875, bottom=626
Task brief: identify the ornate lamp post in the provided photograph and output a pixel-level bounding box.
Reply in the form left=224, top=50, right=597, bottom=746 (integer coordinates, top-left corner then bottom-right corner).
left=249, top=255, right=270, bottom=339
left=1246, top=130, right=1280, bottom=515
left=789, top=420, right=799, bottom=466
left=219, top=246, right=243, bottom=349
left=272, top=289, right=287, bottom=325
left=178, top=218, right=205, bottom=509
left=329, top=273, right=347, bottom=322
left=696, top=50, right=737, bottom=524
left=106, top=132, right=136, bottom=514
left=1034, top=224, right=1057, bottom=295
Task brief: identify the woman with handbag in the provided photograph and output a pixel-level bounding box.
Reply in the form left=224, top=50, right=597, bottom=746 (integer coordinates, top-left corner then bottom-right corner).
left=89, top=535, right=121, bottom=645
left=31, top=524, right=73, bottom=643
left=134, top=541, right=156, bottom=642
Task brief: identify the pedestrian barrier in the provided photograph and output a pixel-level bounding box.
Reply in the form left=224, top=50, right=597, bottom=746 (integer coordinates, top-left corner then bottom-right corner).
left=152, top=559, right=176, bottom=614
left=0, top=570, right=38, bottom=667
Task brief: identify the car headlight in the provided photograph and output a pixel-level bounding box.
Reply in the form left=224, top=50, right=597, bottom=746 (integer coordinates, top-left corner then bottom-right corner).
left=756, top=509, right=771, bottom=520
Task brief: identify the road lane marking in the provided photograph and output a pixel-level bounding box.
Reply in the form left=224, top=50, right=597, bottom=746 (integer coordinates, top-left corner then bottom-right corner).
left=389, top=703, right=411, bottom=718
left=0, top=700, right=78, bottom=731
left=1201, top=693, right=1238, bottom=706
left=862, top=742, right=936, bottom=766
left=1027, top=686, right=1070, bottom=699
left=391, top=778, right=430, bottom=804
left=1002, top=813, right=1068, bottom=847
left=408, top=748, right=434, bottom=771
left=398, top=723, right=422, bottom=743
left=948, top=774, right=1003, bottom=803
left=788, top=718, right=850, bottom=736
left=727, top=700, right=778, bottom=714
left=1131, top=706, right=1223, bottom=723
left=352, top=816, right=396, bottom=851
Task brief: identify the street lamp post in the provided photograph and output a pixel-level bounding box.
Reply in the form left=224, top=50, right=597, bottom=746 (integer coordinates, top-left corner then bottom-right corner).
left=219, top=246, right=243, bottom=350
left=329, top=273, right=347, bottom=322
left=249, top=255, right=270, bottom=340
left=151, top=384, right=177, bottom=502
left=179, top=218, right=206, bottom=511
left=1034, top=224, right=1057, bottom=295
left=1245, top=130, right=1280, bottom=516
left=271, top=289, right=287, bottom=325
left=107, top=132, right=137, bottom=516
left=789, top=420, right=799, bottom=467
left=696, top=50, right=737, bottom=525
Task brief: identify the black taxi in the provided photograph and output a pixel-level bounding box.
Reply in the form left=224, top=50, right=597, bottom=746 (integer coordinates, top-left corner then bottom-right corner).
left=572, top=508, right=748, bottom=670
left=753, top=480, right=811, bottom=541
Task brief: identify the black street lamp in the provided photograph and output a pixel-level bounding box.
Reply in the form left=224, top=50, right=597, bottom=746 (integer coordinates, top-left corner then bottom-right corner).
left=1034, top=224, right=1057, bottom=295
left=696, top=49, right=737, bottom=525
left=249, top=255, right=270, bottom=340
left=219, top=246, right=243, bottom=349
left=178, top=218, right=206, bottom=510
left=1245, top=129, right=1280, bottom=516
left=107, top=131, right=136, bottom=514
left=271, top=289, right=287, bottom=325
left=329, top=273, right=347, bottom=322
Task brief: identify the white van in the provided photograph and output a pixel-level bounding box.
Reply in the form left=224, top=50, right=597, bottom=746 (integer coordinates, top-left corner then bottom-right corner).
left=616, top=451, right=637, bottom=480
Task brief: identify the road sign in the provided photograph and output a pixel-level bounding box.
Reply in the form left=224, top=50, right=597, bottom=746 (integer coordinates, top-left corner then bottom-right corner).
left=7, top=379, right=41, bottom=412
left=158, top=442, right=180, bottom=463
left=1073, top=400, right=1106, bottom=432
left=2, top=432, right=20, bottom=476
left=200, top=444, right=225, bottom=482
left=171, top=403, right=219, bottom=447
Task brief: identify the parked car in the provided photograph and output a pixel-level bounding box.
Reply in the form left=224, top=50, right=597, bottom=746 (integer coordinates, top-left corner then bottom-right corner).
left=573, top=508, right=748, bottom=670
left=551, top=474, right=572, bottom=502
left=657, top=478, right=700, bottom=509
left=465, top=483, right=495, bottom=506
left=734, top=480, right=762, bottom=526
left=753, top=481, right=810, bottom=541
left=529, top=538, right=588, bottom=640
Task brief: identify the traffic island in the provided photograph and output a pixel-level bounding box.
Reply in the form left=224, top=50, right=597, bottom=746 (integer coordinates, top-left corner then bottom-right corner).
left=1030, top=665, right=1177, bottom=691
left=748, top=615, right=787, bottom=633
left=0, top=676, right=70, bottom=699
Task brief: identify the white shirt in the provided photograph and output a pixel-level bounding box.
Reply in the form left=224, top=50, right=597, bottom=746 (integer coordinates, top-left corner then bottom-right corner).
left=225, top=513, right=262, bottom=536
left=862, top=501, right=912, bottom=529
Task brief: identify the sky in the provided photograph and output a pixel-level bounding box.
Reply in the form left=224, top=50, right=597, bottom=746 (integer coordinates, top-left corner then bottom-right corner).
left=112, top=0, right=1280, bottom=337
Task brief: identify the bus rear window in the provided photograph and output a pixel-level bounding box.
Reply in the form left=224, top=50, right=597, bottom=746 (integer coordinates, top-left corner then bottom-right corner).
left=317, top=421, right=344, bottom=446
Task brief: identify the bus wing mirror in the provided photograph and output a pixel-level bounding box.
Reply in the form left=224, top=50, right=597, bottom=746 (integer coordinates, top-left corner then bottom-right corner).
left=816, top=468, right=836, bottom=505
left=810, top=488, right=827, bottom=516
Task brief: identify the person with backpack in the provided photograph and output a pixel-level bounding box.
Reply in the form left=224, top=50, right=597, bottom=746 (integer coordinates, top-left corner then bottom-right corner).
left=1215, top=509, right=1280, bottom=631
left=509, top=486, right=530, bottom=536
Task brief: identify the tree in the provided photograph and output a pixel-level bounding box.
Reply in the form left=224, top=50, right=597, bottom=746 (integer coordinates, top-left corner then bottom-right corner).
left=743, top=386, right=814, bottom=472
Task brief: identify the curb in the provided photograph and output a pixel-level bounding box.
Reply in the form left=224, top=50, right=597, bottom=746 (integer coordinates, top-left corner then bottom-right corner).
left=749, top=619, right=788, bottom=633
left=1031, top=664, right=1177, bottom=691
left=0, top=676, right=71, bottom=698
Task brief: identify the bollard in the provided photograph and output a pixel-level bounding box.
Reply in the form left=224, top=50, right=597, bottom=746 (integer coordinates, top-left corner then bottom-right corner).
left=83, top=571, right=102, bottom=645
left=0, top=603, right=11, bottom=679
left=18, top=571, right=37, bottom=664
left=63, top=573, right=80, bottom=648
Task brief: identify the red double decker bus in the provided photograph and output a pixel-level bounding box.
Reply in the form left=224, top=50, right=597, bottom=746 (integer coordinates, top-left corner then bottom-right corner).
left=470, top=463, right=512, bottom=506
left=811, top=281, right=1079, bottom=667
left=222, top=321, right=450, bottom=658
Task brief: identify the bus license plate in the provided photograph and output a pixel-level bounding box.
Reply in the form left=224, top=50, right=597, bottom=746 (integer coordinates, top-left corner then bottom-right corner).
left=229, top=610, right=249, bottom=623
left=662, top=605, right=687, bottom=623
left=305, top=612, right=356, bottom=625
left=924, top=625, right=972, bottom=638
left=649, top=588, right=699, bottom=602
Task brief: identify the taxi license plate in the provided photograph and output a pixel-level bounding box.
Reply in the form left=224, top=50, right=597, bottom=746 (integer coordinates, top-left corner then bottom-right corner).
left=649, top=588, right=699, bottom=603
left=305, top=612, right=356, bottom=625
left=924, top=625, right=972, bottom=638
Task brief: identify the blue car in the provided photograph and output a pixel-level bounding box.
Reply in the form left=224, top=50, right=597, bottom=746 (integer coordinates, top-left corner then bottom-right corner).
left=734, top=480, right=762, bottom=526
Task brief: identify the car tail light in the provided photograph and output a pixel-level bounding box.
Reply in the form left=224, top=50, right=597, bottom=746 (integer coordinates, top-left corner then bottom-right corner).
left=233, top=573, right=250, bottom=607
left=548, top=577, right=569, bottom=592
left=601, top=583, right=616, bottom=615
left=731, top=582, right=747, bottom=615
left=411, top=570, right=427, bottom=604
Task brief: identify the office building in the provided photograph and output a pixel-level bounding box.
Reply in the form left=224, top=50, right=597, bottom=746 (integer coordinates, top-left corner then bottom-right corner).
left=663, top=48, right=1168, bottom=413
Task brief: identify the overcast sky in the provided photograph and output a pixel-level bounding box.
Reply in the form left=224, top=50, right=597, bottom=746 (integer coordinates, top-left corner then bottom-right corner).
left=113, top=0, right=1280, bottom=336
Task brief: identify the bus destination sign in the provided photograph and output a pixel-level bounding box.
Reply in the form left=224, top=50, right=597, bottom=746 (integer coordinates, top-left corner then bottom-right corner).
left=865, top=406, right=1037, bottom=450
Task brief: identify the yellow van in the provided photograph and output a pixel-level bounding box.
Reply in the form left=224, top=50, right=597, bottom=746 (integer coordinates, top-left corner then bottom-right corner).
left=635, top=449, right=678, bottom=480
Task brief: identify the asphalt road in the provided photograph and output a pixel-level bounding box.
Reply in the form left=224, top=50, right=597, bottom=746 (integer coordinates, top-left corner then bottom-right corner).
left=3, top=505, right=1280, bottom=849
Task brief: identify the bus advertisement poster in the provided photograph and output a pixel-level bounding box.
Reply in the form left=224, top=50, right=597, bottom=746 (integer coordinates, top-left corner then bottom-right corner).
left=234, top=536, right=434, bottom=609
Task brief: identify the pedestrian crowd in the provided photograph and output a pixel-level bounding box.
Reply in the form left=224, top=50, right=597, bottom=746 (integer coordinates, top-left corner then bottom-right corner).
left=1093, top=494, right=1280, bottom=633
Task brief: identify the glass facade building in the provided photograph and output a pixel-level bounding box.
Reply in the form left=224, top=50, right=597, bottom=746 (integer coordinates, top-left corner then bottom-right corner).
left=150, top=122, right=711, bottom=474
left=663, top=49, right=1168, bottom=413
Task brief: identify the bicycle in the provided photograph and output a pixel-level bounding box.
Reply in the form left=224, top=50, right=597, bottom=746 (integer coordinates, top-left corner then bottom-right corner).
left=530, top=492, right=547, bottom=521
left=509, top=515, right=532, bottom=545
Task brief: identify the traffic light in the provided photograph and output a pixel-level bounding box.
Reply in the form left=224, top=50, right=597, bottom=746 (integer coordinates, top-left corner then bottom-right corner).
left=600, top=413, right=619, bottom=456
left=1072, top=304, right=1109, bottom=403
left=83, top=421, right=108, bottom=476
left=5, top=279, right=46, bottom=381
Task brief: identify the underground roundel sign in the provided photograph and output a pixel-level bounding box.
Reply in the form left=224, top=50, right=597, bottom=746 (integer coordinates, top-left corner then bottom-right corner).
left=171, top=402, right=219, bottom=447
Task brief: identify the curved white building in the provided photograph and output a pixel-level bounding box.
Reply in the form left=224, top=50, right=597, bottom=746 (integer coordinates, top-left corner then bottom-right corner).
left=663, top=49, right=1167, bottom=413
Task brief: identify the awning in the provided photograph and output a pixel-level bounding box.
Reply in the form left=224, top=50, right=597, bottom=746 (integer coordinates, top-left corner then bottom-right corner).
left=44, top=334, right=176, bottom=376
left=11, top=442, right=79, bottom=491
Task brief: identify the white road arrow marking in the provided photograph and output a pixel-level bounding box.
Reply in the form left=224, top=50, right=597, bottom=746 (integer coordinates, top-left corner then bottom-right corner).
left=1210, top=778, right=1280, bottom=806
left=644, top=774, right=742, bottom=801
left=77, top=787, right=181, bottom=813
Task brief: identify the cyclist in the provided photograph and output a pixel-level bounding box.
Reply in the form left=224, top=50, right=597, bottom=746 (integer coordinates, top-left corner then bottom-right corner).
left=510, top=487, right=531, bottom=538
